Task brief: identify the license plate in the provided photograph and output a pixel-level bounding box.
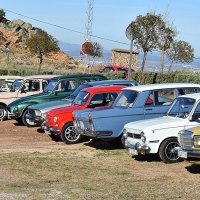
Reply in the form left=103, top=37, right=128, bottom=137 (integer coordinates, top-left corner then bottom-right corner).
left=178, top=150, right=187, bottom=159
left=128, top=148, right=138, bottom=155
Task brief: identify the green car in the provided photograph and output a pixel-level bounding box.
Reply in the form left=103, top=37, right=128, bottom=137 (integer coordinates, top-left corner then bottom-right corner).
left=7, top=74, right=107, bottom=126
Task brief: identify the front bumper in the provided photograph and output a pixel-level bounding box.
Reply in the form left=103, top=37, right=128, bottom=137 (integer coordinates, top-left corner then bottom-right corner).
left=125, top=141, right=151, bottom=155
left=41, top=125, right=61, bottom=135
left=7, top=111, right=16, bottom=119
left=26, top=114, right=44, bottom=124
left=73, top=127, right=112, bottom=137
left=177, top=147, right=200, bottom=162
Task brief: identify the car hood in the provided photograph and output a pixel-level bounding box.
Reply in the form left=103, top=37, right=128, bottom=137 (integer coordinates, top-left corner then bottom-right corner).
left=47, top=105, right=80, bottom=116
left=124, top=116, right=186, bottom=131
left=28, top=99, right=74, bottom=113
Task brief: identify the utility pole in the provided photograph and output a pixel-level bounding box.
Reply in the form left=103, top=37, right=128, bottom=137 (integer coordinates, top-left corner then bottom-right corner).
left=83, top=0, right=94, bottom=73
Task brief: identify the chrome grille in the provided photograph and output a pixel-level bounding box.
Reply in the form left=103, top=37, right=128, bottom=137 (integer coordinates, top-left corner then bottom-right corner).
left=127, top=132, right=141, bottom=139
left=28, top=108, right=35, bottom=116
left=179, top=133, right=193, bottom=150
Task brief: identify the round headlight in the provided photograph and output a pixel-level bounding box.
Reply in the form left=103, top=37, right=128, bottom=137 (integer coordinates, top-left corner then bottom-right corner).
left=35, top=110, right=42, bottom=116
left=54, top=116, right=58, bottom=122
left=140, top=131, right=146, bottom=143
left=123, top=129, right=128, bottom=139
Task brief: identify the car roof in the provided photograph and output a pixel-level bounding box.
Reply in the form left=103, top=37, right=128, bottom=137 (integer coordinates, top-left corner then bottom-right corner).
left=20, top=75, right=61, bottom=79
left=85, top=79, right=140, bottom=86
left=122, top=83, right=200, bottom=92
left=81, top=85, right=126, bottom=92
left=177, top=92, right=200, bottom=100
left=50, top=74, right=106, bottom=80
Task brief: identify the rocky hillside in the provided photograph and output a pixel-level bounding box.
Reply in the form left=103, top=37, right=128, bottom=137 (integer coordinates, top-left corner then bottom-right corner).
left=0, top=17, right=82, bottom=73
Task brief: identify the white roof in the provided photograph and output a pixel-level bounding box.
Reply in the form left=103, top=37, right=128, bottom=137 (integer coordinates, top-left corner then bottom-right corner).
left=178, top=92, right=200, bottom=100
left=123, top=83, right=200, bottom=92
left=19, top=75, right=61, bottom=80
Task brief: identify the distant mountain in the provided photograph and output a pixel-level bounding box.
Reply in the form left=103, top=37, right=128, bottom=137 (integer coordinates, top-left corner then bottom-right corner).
left=58, top=41, right=200, bottom=70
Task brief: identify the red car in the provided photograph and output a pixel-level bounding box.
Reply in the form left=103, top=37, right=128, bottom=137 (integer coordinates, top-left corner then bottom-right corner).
left=42, top=85, right=126, bottom=144
left=99, top=66, right=135, bottom=78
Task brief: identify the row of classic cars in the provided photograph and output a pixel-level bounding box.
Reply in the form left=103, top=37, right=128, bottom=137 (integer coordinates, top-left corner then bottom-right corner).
left=3, top=74, right=200, bottom=165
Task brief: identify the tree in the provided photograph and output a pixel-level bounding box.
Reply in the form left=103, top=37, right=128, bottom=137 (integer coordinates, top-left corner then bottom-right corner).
left=166, top=40, right=194, bottom=73
left=25, top=28, right=59, bottom=74
left=88, top=42, right=103, bottom=73
left=157, top=24, right=177, bottom=73
left=129, top=13, right=165, bottom=73
left=0, top=9, right=5, bottom=21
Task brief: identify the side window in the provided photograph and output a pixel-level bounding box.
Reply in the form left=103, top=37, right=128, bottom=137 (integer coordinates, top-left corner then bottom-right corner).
left=55, top=80, right=76, bottom=92
left=180, top=88, right=200, bottom=95
left=145, top=89, right=174, bottom=106
left=88, top=92, right=118, bottom=108
left=42, top=80, right=49, bottom=90
left=22, top=80, right=40, bottom=92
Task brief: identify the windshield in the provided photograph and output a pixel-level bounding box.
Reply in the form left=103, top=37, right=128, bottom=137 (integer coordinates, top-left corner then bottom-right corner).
left=113, top=90, right=138, bottom=108
left=10, top=79, right=23, bottom=91
left=68, top=84, right=91, bottom=99
left=43, top=79, right=58, bottom=93
left=73, top=91, right=90, bottom=106
left=166, top=97, right=196, bottom=118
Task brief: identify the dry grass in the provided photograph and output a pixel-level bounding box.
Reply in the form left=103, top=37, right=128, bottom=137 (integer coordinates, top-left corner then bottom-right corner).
left=1, top=120, right=200, bottom=200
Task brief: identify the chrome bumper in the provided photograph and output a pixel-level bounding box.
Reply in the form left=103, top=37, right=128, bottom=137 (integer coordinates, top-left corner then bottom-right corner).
left=26, top=114, right=44, bottom=124
left=42, top=125, right=61, bottom=134
left=125, top=141, right=151, bottom=154
left=176, top=147, right=200, bottom=159
left=73, top=127, right=112, bottom=137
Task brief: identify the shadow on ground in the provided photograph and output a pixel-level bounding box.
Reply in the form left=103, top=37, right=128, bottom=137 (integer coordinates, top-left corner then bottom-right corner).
left=133, top=154, right=162, bottom=163
left=84, top=139, right=124, bottom=150
left=185, top=164, right=200, bottom=174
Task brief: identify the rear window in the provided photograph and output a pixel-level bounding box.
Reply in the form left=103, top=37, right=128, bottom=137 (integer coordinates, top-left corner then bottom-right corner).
left=113, top=90, right=138, bottom=108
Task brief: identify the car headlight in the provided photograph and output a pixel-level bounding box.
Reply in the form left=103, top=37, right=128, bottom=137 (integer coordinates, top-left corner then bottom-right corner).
left=35, top=110, right=42, bottom=116
left=140, top=132, right=146, bottom=143
left=194, top=136, right=200, bottom=148
left=54, top=116, right=58, bottom=123
left=123, top=129, right=128, bottom=139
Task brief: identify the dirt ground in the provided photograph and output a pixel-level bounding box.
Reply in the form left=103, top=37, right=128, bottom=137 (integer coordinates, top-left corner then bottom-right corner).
left=0, top=119, right=89, bottom=153
left=2, top=119, right=200, bottom=200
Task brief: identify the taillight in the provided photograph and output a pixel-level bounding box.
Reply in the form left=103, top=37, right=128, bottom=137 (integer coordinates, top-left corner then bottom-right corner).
left=88, top=114, right=93, bottom=123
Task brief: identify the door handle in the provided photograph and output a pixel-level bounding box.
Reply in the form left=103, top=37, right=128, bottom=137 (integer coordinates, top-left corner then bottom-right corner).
left=145, top=108, right=152, bottom=110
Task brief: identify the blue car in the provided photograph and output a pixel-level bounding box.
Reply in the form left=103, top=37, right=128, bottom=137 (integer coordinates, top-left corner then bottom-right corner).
left=73, top=83, right=200, bottom=146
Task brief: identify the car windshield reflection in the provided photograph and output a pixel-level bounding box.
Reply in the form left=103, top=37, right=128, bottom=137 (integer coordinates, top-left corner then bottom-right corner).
left=166, top=97, right=196, bottom=118
left=43, top=79, right=58, bottom=93
left=73, top=91, right=90, bottom=106
left=10, top=79, right=23, bottom=91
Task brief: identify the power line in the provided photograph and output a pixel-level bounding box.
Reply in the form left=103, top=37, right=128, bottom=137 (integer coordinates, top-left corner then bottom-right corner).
left=3, top=8, right=129, bottom=46
left=3, top=8, right=200, bottom=60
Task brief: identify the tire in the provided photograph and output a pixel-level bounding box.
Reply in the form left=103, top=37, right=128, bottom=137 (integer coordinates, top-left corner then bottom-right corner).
left=60, top=122, right=83, bottom=144
left=159, top=138, right=182, bottom=163
left=22, top=110, right=38, bottom=127
left=0, top=105, right=7, bottom=121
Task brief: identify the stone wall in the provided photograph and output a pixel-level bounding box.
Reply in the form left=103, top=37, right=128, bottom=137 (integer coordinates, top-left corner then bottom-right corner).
left=111, top=48, right=139, bottom=71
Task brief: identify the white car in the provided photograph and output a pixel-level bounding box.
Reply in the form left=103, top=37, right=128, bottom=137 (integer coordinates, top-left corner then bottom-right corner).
left=124, top=92, right=200, bottom=163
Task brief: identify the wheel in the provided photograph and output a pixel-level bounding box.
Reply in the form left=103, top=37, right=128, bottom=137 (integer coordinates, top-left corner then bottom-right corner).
left=159, top=138, right=182, bottom=163
left=22, top=110, right=38, bottom=127
left=60, top=122, right=83, bottom=144
left=0, top=105, right=7, bottom=121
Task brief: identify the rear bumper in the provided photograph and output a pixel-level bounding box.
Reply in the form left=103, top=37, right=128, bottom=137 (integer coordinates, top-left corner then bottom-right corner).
left=73, top=127, right=112, bottom=137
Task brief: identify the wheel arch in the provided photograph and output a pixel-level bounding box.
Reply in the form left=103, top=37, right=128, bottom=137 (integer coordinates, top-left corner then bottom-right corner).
left=157, top=136, right=178, bottom=153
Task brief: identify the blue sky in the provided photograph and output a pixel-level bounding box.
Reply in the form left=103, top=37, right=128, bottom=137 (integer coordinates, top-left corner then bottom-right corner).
left=1, top=0, right=200, bottom=58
